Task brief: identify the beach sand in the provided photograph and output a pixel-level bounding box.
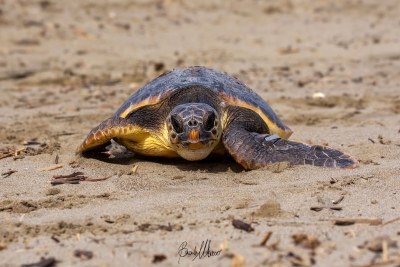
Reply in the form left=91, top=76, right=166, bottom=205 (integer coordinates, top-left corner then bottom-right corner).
left=0, top=0, right=399, bottom=266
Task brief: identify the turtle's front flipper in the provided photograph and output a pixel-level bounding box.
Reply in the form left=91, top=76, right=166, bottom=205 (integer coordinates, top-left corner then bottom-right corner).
left=77, top=117, right=133, bottom=154
left=223, top=127, right=358, bottom=170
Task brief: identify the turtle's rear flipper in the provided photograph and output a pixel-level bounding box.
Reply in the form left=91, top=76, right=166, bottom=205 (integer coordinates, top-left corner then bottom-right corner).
left=223, top=131, right=358, bottom=170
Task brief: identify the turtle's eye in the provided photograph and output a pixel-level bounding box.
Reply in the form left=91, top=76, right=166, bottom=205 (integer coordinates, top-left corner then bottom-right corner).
left=204, top=112, right=216, bottom=131
left=171, top=115, right=183, bottom=133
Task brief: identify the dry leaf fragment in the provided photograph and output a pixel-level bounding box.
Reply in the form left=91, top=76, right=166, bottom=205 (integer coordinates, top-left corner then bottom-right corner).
left=152, top=254, right=167, bottom=263
left=363, top=235, right=397, bottom=252
left=73, top=249, right=93, bottom=260
left=232, top=219, right=253, bottom=232
left=291, top=234, right=320, bottom=249
left=267, top=239, right=280, bottom=250
left=21, top=257, right=58, bottom=267
left=230, top=253, right=245, bottom=267
left=286, top=251, right=313, bottom=267
left=219, top=238, right=229, bottom=253
left=278, top=45, right=299, bottom=55
left=0, top=238, right=7, bottom=251
left=297, top=78, right=314, bottom=87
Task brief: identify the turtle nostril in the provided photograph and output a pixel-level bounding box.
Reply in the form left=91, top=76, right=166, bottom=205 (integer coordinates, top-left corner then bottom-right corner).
left=188, top=120, right=198, bottom=127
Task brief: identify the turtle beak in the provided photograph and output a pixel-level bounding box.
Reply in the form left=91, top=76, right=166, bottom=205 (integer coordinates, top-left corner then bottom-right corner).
left=187, top=129, right=205, bottom=150
left=188, top=129, right=200, bottom=143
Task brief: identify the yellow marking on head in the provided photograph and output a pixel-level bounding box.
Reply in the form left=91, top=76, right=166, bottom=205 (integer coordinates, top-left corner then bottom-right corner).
left=221, top=95, right=292, bottom=139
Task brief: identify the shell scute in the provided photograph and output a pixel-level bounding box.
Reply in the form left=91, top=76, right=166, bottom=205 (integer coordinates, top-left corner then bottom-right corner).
left=94, top=131, right=103, bottom=141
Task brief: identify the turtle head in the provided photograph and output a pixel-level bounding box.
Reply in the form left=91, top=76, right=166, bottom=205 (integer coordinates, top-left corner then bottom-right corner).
left=167, top=103, right=221, bottom=161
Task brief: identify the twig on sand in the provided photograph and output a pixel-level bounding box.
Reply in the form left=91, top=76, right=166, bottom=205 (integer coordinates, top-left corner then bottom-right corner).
left=47, top=172, right=112, bottom=185
left=48, top=179, right=80, bottom=185
left=38, top=164, right=64, bottom=172
left=53, top=172, right=84, bottom=178
left=259, top=232, right=273, bottom=246
left=311, top=206, right=342, bottom=212
left=50, top=236, right=60, bottom=243
left=381, top=216, right=400, bottom=226
left=350, top=259, right=400, bottom=267
left=22, top=141, right=41, bottom=146
left=131, top=165, right=138, bottom=174
left=333, top=218, right=382, bottom=226
left=382, top=241, right=388, bottom=262
left=0, top=69, right=38, bottom=81
left=84, top=176, right=112, bottom=182
left=2, top=170, right=18, bottom=178
left=248, top=212, right=255, bottom=224
left=0, top=153, right=13, bottom=160
left=332, top=196, right=344, bottom=204
left=0, top=147, right=26, bottom=160
left=14, top=147, right=26, bottom=155
left=21, top=257, right=58, bottom=267
left=47, top=172, right=84, bottom=185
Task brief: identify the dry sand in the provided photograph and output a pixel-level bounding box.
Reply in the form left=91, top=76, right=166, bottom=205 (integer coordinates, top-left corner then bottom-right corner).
left=1, top=0, right=400, bottom=266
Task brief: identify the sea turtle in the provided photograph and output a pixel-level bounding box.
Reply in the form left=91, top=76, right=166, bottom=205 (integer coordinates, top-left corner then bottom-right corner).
left=77, top=66, right=358, bottom=169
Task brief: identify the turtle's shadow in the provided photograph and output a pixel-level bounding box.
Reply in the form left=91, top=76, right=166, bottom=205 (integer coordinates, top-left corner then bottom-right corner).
left=79, top=151, right=137, bottom=165
left=147, top=155, right=245, bottom=173
left=80, top=152, right=245, bottom=173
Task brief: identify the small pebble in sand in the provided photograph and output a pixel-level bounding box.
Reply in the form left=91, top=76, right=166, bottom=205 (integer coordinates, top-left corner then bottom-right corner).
left=312, top=92, right=326, bottom=99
